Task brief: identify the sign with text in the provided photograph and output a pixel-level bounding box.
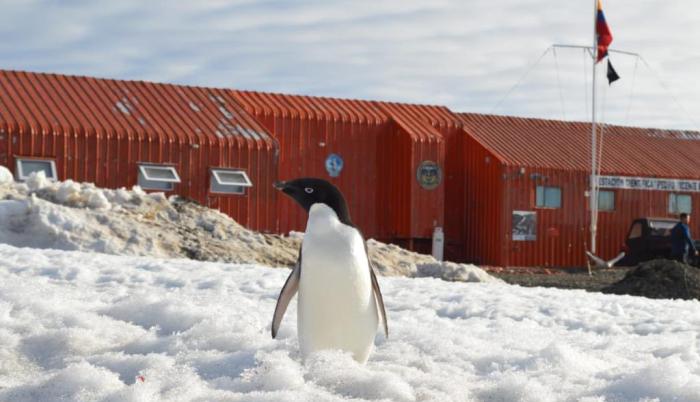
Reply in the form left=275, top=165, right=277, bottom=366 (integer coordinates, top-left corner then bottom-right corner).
left=598, top=176, right=700, bottom=193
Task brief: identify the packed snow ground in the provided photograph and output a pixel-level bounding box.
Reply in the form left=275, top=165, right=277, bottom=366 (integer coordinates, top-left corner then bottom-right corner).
left=2, top=245, right=700, bottom=401
left=0, top=169, right=494, bottom=282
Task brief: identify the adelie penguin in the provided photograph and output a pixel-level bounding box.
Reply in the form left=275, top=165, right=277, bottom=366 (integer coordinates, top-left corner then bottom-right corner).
left=271, top=178, right=388, bottom=364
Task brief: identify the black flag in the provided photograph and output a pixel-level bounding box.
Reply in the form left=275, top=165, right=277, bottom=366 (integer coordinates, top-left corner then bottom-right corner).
left=607, top=59, right=620, bottom=85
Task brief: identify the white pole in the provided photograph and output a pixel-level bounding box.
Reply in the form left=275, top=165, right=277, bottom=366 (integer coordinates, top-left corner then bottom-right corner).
left=590, top=0, right=598, bottom=254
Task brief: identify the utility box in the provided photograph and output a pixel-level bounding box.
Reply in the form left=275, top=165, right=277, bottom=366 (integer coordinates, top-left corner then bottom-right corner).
left=432, top=226, right=444, bottom=261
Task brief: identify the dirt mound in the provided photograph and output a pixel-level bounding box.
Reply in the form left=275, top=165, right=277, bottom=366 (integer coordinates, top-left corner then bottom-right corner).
left=602, top=259, right=700, bottom=300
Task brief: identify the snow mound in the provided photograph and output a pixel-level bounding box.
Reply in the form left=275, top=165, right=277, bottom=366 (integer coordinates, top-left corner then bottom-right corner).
left=0, top=165, right=12, bottom=184
left=0, top=172, right=298, bottom=265
left=2, top=245, right=700, bottom=401
left=0, top=172, right=497, bottom=282
left=416, top=261, right=496, bottom=282
left=367, top=239, right=499, bottom=283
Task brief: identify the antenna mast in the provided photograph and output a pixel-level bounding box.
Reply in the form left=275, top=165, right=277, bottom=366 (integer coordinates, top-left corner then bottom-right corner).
left=590, top=0, right=599, bottom=254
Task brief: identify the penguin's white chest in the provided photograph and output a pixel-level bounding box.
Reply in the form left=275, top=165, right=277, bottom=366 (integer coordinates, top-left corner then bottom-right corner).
left=298, top=204, right=378, bottom=363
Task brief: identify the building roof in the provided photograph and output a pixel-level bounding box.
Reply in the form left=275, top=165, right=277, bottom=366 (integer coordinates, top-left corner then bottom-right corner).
left=3, top=69, right=699, bottom=180
left=0, top=70, right=274, bottom=145
left=458, top=113, right=700, bottom=179
left=0, top=69, right=453, bottom=151
left=375, top=101, right=456, bottom=142
left=232, top=90, right=389, bottom=125
left=233, top=90, right=450, bottom=142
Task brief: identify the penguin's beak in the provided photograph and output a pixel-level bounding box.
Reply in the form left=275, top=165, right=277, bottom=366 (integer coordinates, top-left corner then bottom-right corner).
left=273, top=181, right=287, bottom=191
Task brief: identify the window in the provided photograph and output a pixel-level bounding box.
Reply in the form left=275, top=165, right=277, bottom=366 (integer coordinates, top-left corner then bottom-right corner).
left=137, top=164, right=181, bottom=191
left=536, top=186, right=561, bottom=208
left=598, top=190, right=615, bottom=211
left=669, top=193, right=692, bottom=214
left=210, top=168, right=252, bottom=195
left=16, top=158, right=57, bottom=181
left=649, top=220, right=676, bottom=237
left=628, top=222, right=643, bottom=239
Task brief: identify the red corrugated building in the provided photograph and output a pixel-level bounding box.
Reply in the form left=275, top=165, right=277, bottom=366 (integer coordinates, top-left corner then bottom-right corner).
left=4, top=69, right=700, bottom=268
left=456, top=113, right=700, bottom=267
left=0, top=70, right=449, bottom=252
left=0, top=70, right=279, bottom=231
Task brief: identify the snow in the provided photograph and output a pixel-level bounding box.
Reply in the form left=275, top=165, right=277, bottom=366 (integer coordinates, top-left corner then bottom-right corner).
left=1, top=245, right=700, bottom=401
left=1, top=172, right=699, bottom=400
left=0, top=165, right=12, bottom=183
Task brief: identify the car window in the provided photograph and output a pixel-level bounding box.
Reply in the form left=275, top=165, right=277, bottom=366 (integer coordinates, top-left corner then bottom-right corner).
left=628, top=223, right=643, bottom=239
left=649, top=220, right=675, bottom=237
left=649, top=227, right=672, bottom=237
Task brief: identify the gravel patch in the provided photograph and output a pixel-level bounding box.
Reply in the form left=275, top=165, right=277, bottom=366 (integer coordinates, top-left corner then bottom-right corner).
left=491, top=267, right=632, bottom=292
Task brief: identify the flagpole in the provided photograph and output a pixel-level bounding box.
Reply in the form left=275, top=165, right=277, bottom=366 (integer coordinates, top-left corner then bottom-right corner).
left=590, top=0, right=599, bottom=254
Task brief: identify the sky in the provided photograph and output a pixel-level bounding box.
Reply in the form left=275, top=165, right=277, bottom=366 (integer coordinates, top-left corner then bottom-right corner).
left=0, top=0, right=699, bottom=130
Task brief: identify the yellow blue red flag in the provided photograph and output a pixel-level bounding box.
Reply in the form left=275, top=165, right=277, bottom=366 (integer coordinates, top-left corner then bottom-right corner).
left=596, top=0, right=613, bottom=62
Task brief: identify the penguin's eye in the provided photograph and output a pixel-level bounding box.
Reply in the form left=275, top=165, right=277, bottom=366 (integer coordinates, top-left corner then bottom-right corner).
left=304, top=187, right=314, bottom=194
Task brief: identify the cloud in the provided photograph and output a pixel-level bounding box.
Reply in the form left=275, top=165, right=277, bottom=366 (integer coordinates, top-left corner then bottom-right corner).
left=0, top=0, right=698, bottom=129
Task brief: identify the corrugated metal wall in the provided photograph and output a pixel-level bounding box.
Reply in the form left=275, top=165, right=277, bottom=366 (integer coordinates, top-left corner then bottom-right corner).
left=0, top=125, right=6, bottom=168
left=397, top=105, right=467, bottom=261
left=376, top=102, right=445, bottom=247
left=0, top=70, right=279, bottom=232
left=231, top=91, right=390, bottom=237
left=597, top=188, right=700, bottom=261
left=458, top=134, right=504, bottom=265
left=232, top=92, right=447, bottom=251
left=491, top=164, right=700, bottom=267
left=501, top=167, right=589, bottom=267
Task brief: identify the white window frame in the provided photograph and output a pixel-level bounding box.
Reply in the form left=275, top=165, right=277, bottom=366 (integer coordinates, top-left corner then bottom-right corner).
left=15, top=158, right=57, bottom=181
left=535, top=185, right=561, bottom=209
left=669, top=193, right=692, bottom=214
left=137, top=163, right=181, bottom=191
left=210, top=168, right=253, bottom=195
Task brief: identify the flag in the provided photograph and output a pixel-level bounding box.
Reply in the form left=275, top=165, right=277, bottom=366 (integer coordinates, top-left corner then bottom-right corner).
left=596, top=0, right=613, bottom=62
left=606, top=59, right=620, bottom=85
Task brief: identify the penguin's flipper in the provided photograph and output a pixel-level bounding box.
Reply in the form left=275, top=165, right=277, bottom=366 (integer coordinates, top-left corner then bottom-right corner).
left=369, top=261, right=389, bottom=338
left=271, top=256, right=301, bottom=339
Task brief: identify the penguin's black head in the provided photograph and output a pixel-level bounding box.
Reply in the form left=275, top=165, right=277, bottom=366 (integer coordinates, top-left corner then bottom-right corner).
left=274, top=178, right=353, bottom=226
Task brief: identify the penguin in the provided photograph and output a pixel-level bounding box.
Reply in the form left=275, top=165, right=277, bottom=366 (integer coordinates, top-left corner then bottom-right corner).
left=271, top=178, right=388, bottom=364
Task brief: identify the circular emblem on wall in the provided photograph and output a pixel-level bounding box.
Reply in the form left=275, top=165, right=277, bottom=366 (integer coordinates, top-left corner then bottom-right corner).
left=325, top=153, right=344, bottom=177
left=416, top=160, right=442, bottom=190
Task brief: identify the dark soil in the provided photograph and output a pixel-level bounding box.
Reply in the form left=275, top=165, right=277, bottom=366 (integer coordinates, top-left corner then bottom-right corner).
left=601, top=259, right=700, bottom=300
left=489, top=259, right=700, bottom=301
left=490, top=266, right=632, bottom=292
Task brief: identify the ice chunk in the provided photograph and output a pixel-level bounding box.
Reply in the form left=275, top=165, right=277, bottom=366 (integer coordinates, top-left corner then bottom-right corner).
left=0, top=165, right=13, bottom=184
